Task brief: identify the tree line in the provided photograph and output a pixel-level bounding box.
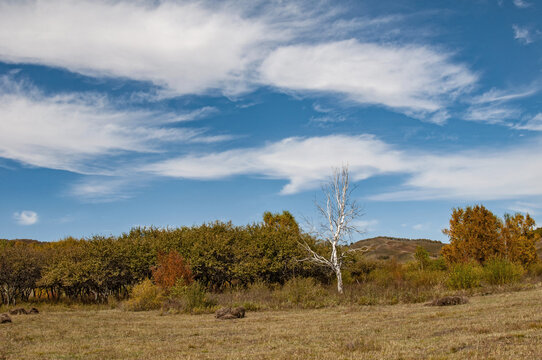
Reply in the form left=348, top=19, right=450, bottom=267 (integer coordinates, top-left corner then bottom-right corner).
left=0, top=212, right=331, bottom=305
left=441, top=205, right=540, bottom=265
left=1, top=206, right=540, bottom=305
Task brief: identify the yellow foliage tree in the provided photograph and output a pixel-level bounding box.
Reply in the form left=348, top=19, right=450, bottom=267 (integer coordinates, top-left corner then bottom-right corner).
left=442, top=205, right=540, bottom=266
left=442, top=205, right=502, bottom=264
left=501, top=213, right=539, bottom=265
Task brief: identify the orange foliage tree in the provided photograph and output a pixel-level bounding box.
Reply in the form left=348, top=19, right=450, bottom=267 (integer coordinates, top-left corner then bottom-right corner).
left=441, top=205, right=540, bottom=265
left=501, top=213, right=539, bottom=265
left=152, top=250, right=193, bottom=290
left=442, top=205, right=502, bottom=264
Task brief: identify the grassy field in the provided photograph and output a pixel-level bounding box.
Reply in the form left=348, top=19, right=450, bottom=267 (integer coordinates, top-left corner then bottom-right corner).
left=1, top=287, right=542, bottom=360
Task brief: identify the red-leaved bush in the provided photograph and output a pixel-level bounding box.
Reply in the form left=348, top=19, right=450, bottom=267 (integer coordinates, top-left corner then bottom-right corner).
left=152, top=251, right=194, bottom=290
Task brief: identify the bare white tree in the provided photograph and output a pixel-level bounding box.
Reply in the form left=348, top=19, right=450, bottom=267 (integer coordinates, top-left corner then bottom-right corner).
left=302, top=165, right=368, bottom=294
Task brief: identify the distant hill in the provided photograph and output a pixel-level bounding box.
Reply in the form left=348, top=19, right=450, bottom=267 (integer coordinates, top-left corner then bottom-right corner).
left=0, top=238, right=41, bottom=244
left=351, top=236, right=445, bottom=262
left=353, top=233, right=542, bottom=263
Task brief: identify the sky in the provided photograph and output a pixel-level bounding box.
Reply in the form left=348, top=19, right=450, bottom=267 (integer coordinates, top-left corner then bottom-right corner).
left=1, top=0, right=541, bottom=242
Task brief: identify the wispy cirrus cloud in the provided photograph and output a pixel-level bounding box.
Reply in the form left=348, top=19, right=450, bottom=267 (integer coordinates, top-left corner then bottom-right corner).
left=0, top=0, right=275, bottom=97
left=464, top=84, right=540, bottom=127
left=0, top=0, right=477, bottom=120
left=464, top=105, right=522, bottom=125
left=0, top=76, right=227, bottom=174
left=514, top=113, right=542, bottom=131
left=260, top=40, right=476, bottom=120
left=471, top=85, right=539, bottom=104
left=371, top=139, right=542, bottom=201
left=513, top=0, right=532, bottom=9
left=143, top=134, right=542, bottom=201
left=68, top=177, right=142, bottom=203
left=507, top=201, right=542, bottom=215
left=144, top=134, right=409, bottom=195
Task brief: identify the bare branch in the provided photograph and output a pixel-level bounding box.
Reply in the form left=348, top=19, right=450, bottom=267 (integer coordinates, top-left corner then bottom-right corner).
left=301, top=165, right=368, bottom=294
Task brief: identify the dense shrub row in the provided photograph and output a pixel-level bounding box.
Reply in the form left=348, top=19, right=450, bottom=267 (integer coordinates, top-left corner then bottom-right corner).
left=1, top=207, right=540, bottom=308
left=121, top=248, right=542, bottom=313
left=0, top=212, right=328, bottom=305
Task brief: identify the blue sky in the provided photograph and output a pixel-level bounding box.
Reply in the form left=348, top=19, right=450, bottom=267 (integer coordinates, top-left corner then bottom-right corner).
left=1, top=0, right=541, bottom=242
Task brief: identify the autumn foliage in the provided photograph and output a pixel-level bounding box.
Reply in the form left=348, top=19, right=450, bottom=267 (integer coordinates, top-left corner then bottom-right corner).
left=441, top=205, right=540, bottom=265
left=152, top=251, right=194, bottom=290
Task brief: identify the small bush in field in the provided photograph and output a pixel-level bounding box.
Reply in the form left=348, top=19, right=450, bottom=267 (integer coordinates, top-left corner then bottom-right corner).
left=152, top=251, right=193, bottom=290
left=244, top=281, right=273, bottom=303
left=527, top=262, right=542, bottom=277
left=448, top=263, right=483, bottom=289
left=415, top=246, right=431, bottom=270
left=369, top=268, right=394, bottom=287
left=124, top=279, right=163, bottom=311
left=368, top=260, right=404, bottom=288
left=166, top=281, right=216, bottom=313
left=273, top=277, right=329, bottom=308
left=429, top=258, right=448, bottom=271
left=483, top=258, right=524, bottom=285
left=346, top=255, right=380, bottom=283
left=404, top=269, right=447, bottom=288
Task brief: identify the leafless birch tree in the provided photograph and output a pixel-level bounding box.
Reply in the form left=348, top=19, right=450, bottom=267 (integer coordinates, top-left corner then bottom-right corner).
left=302, top=165, right=368, bottom=294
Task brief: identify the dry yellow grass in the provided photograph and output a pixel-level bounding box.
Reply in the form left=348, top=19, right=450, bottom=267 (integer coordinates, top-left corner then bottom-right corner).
left=1, top=287, right=542, bottom=359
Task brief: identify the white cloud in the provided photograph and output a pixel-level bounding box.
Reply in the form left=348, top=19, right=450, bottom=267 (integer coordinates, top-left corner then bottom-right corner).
left=144, top=134, right=409, bottom=194
left=373, top=140, right=542, bottom=201
left=513, top=25, right=533, bottom=44
left=354, top=219, right=379, bottom=232
left=0, top=76, right=225, bottom=174
left=0, top=1, right=476, bottom=118
left=0, top=0, right=277, bottom=96
left=13, top=210, right=39, bottom=225
left=144, top=134, right=542, bottom=201
left=513, top=0, right=531, bottom=8
left=260, top=40, right=476, bottom=119
left=68, top=177, right=139, bottom=203
left=466, top=85, right=540, bottom=127
left=514, top=113, right=542, bottom=131
left=507, top=201, right=541, bottom=215
left=464, top=105, right=522, bottom=124
left=472, top=86, right=539, bottom=104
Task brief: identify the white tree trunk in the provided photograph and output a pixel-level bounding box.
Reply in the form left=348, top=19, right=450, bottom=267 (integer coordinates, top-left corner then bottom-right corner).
left=335, top=267, right=343, bottom=294
left=331, top=242, right=343, bottom=294
left=302, top=166, right=368, bottom=295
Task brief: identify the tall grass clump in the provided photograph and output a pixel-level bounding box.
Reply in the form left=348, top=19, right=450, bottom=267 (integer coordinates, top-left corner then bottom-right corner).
left=123, top=279, right=164, bottom=311
left=165, top=280, right=216, bottom=314
left=483, top=258, right=524, bottom=285
left=447, top=262, right=483, bottom=289
left=404, top=269, right=447, bottom=288
left=368, top=259, right=404, bottom=288
left=213, top=281, right=274, bottom=311
left=527, top=262, right=542, bottom=278
left=273, top=277, right=331, bottom=308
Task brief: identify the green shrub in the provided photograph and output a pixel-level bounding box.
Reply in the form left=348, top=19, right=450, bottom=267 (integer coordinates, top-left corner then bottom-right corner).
left=404, top=269, right=447, bottom=288
left=368, top=260, right=404, bottom=288
left=527, top=262, right=542, bottom=277
left=346, top=257, right=380, bottom=283
left=124, top=279, right=164, bottom=311
left=273, top=277, right=330, bottom=308
left=166, top=280, right=216, bottom=313
left=483, top=258, right=524, bottom=285
left=428, top=258, right=448, bottom=271
left=447, top=263, right=483, bottom=289
left=414, top=246, right=431, bottom=270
